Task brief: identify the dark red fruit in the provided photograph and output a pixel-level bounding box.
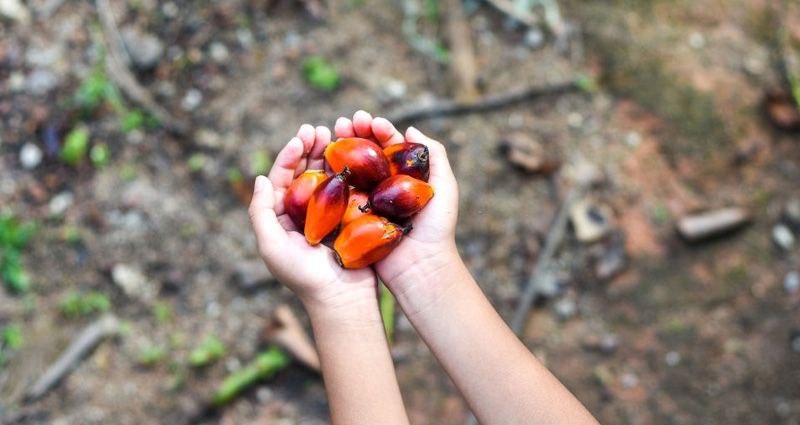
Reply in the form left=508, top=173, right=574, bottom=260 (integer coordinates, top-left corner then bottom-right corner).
left=324, top=137, right=390, bottom=190
left=368, top=175, right=434, bottom=220
left=383, top=142, right=430, bottom=181
left=304, top=168, right=350, bottom=245
left=284, top=170, right=328, bottom=229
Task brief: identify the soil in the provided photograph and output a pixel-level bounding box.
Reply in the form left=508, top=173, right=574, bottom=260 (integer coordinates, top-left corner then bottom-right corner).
left=1, top=0, right=799, bottom=424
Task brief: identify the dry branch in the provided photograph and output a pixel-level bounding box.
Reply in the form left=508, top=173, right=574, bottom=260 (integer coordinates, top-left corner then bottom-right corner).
left=387, top=80, right=579, bottom=125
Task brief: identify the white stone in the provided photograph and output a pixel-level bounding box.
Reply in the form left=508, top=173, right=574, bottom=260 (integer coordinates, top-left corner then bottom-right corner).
left=0, top=0, right=31, bottom=23
left=209, top=42, right=229, bottom=63
left=772, top=224, right=795, bottom=251
left=181, top=89, right=202, bottom=111
left=19, top=143, right=43, bottom=169
left=48, top=191, right=74, bottom=216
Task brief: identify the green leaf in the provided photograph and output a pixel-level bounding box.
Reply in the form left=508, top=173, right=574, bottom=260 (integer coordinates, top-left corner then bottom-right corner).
left=227, top=167, right=244, bottom=183
left=60, top=291, right=111, bottom=318
left=1, top=253, right=30, bottom=294
left=61, top=126, right=91, bottom=166
left=120, top=109, right=145, bottom=133
left=250, top=151, right=272, bottom=176
left=302, top=57, right=341, bottom=92
left=379, top=283, right=396, bottom=344
left=137, top=345, right=167, bottom=367
left=213, top=347, right=290, bottom=405
left=1, top=324, right=23, bottom=350
left=90, top=143, right=110, bottom=168
left=153, top=302, right=173, bottom=323
left=187, top=154, right=206, bottom=173
left=189, top=336, right=226, bottom=367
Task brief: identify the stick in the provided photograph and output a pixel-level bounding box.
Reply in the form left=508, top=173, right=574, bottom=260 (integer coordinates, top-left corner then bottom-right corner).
left=484, top=0, right=538, bottom=27
left=386, top=80, right=579, bottom=125
left=443, top=0, right=479, bottom=102
left=25, top=315, right=120, bottom=402
left=95, top=0, right=189, bottom=136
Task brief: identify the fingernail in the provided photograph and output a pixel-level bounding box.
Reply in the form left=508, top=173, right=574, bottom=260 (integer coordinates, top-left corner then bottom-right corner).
left=254, top=175, right=267, bottom=193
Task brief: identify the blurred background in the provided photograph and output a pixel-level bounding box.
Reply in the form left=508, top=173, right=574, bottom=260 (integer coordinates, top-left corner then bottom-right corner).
left=1, top=0, right=800, bottom=423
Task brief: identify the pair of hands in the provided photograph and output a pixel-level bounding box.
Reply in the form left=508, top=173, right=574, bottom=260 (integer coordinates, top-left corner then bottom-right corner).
left=249, top=111, right=459, bottom=312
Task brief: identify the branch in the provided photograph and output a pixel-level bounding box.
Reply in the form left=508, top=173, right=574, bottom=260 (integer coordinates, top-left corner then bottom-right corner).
left=386, top=80, right=579, bottom=125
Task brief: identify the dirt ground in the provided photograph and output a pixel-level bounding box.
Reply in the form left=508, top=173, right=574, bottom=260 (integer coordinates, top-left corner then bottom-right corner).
left=1, top=0, right=799, bottom=424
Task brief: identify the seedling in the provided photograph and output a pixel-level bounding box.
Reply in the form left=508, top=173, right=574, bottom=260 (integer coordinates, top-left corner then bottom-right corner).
left=0, top=213, right=36, bottom=294
left=302, top=57, right=341, bottom=92
left=60, top=291, right=111, bottom=318
left=189, top=336, right=226, bottom=367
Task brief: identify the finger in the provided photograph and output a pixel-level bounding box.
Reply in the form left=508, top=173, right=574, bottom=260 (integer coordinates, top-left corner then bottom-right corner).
left=249, top=176, right=289, bottom=259
left=268, top=137, right=305, bottom=190
left=308, top=126, right=332, bottom=170
left=372, top=117, right=405, bottom=147
left=352, top=110, right=374, bottom=139
left=334, top=117, right=355, bottom=138
left=296, top=124, right=316, bottom=154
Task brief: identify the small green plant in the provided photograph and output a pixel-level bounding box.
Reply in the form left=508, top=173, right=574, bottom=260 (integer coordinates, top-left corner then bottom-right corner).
left=189, top=336, right=226, bottom=367
left=90, top=143, right=110, bottom=168
left=0, top=324, right=23, bottom=367
left=0, top=213, right=36, bottom=294
left=119, top=164, right=138, bottom=181
left=302, top=57, right=341, bottom=92
left=226, top=167, right=244, bottom=183
left=137, top=344, right=167, bottom=367
left=61, top=126, right=91, bottom=166
left=153, top=302, right=173, bottom=323
left=213, top=347, right=290, bottom=405
left=379, top=284, right=396, bottom=344
left=250, top=151, right=272, bottom=176
left=187, top=154, right=206, bottom=173
left=74, top=69, right=123, bottom=113
left=60, top=291, right=111, bottom=318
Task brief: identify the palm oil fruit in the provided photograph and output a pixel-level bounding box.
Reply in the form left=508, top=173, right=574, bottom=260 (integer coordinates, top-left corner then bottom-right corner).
left=341, top=190, right=370, bottom=227
left=324, top=137, right=390, bottom=191
left=383, top=142, right=430, bottom=181
left=284, top=170, right=328, bottom=229
left=333, top=215, right=408, bottom=269
left=369, top=175, right=434, bottom=220
left=304, top=168, right=351, bottom=245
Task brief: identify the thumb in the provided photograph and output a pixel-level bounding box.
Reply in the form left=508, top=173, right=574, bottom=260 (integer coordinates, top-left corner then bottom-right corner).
left=249, top=176, right=288, bottom=259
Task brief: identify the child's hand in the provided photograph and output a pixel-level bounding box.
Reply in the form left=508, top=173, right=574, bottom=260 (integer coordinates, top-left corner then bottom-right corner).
left=333, top=111, right=460, bottom=291
left=249, top=124, right=378, bottom=311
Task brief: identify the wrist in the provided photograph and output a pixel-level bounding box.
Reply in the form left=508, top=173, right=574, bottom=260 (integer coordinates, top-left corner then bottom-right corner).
left=302, top=287, right=384, bottom=331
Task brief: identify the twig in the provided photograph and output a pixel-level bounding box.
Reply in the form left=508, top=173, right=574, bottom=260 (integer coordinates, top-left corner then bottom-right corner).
left=485, top=0, right=538, bottom=27
left=386, top=80, right=579, bottom=125
left=509, top=184, right=583, bottom=333
left=25, top=315, right=120, bottom=402
left=264, top=305, right=320, bottom=372
left=443, top=0, right=479, bottom=102
left=95, top=0, right=189, bottom=136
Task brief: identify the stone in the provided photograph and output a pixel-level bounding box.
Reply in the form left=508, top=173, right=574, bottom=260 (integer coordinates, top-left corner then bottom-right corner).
left=112, top=264, right=157, bottom=303
left=181, top=89, right=203, bottom=111
left=552, top=297, right=577, bottom=321
left=25, top=46, right=63, bottom=67
left=676, top=208, right=750, bottom=242
left=784, top=198, right=800, bottom=232
left=665, top=351, right=681, bottom=367
left=499, top=133, right=560, bottom=175
left=19, top=143, right=43, bottom=169
left=48, top=191, right=74, bottom=216
left=784, top=271, right=800, bottom=295
left=234, top=260, right=277, bottom=292
left=595, top=236, right=626, bottom=280
left=209, top=42, right=229, bottom=63
left=772, top=224, right=795, bottom=252
left=25, top=69, right=59, bottom=95
left=570, top=199, right=614, bottom=243
left=524, top=27, right=545, bottom=49
left=121, top=28, right=164, bottom=70
left=0, top=0, right=30, bottom=23
left=381, top=79, right=407, bottom=101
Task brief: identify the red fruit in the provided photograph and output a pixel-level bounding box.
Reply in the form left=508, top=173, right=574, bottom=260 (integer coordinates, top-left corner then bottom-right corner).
left=369, top=175, right=434, bottom=220
left=324, top=137, right=390, bottom=190
left=333, top=215, right=408, bottom=269
left=341, top=190, right=370, bottom=227
left=284, top=170, right=328, bottom=229
left=383, top=142, right=430, bottom=181
left=304, top=169, right=350, bottom=245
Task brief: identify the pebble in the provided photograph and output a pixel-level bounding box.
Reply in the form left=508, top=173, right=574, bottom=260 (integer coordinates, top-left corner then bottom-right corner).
left=8, top=72, right=25, bottom=92
left=499, top=132, right=560, bottom=175
left=195, top=128, right=221, bottom=149
left=381, top=79, right=407, bottom=101
left=524, top=27, right=545, bottom=49
left=625, top=131, right=642, bottom=147
left=688, top=32, right=705, bottom=49
left=599, top=334, right=619, bottom=354
left=225, top=357, right=241, bottom=372
left=785, top=271, right=800, bottom=295
left=236, top=28, right=254, bottom=49
left=48, top=191, right=74, bottom=216
left=121, top=28, right=164, bottom=70
left=181, top=89, right=203, bottom=111
left=205, top=301, right=221, bottom=318
left=25, top=46, right=63, bottom=67
left=209, top=42, right=229, bottom=63
left=620, top=372, right=639, bottom=389
left=772, top=224, right=795, bottom=251
left=552, top=297, right=577, bottom=321
left=567, top=112, right=584, bottom=129
left=665, top=351, right=682, bottom=367
left=570, top=199, right=613, bottom=243
left=161, top=1, right=178, bottom=18
left=112, top=263, right=157, bottom=303
left=19, top=143, right=43, bottom=169
left=595, top=236, right=626, bottom=280
left=256, top=387, right=273, bottom=403
left=676, top=208, right=749, bottom=242
left=0, top=0, right=30, bottom=23
left=234, top=260, right=277, bottom=292
left=25, top=69, right=59, bottom=95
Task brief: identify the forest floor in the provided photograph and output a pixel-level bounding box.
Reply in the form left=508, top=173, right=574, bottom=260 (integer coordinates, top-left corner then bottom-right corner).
left=1, top=0, right=799, bottom=424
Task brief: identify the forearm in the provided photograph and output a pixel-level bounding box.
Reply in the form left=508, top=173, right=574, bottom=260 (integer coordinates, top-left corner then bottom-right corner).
left=305, top=294, right=409, bottom=425
left=388, top=252, right=597, bottom=425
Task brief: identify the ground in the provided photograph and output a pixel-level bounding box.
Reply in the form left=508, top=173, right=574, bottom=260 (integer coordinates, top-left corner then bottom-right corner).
left=0, top=0, right=799, bottom=424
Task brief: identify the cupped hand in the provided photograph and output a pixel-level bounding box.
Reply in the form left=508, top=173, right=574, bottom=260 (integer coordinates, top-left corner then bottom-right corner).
left=333, top=111, right=460, bottom=289
left=249, top=124, right=378, bottom=310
